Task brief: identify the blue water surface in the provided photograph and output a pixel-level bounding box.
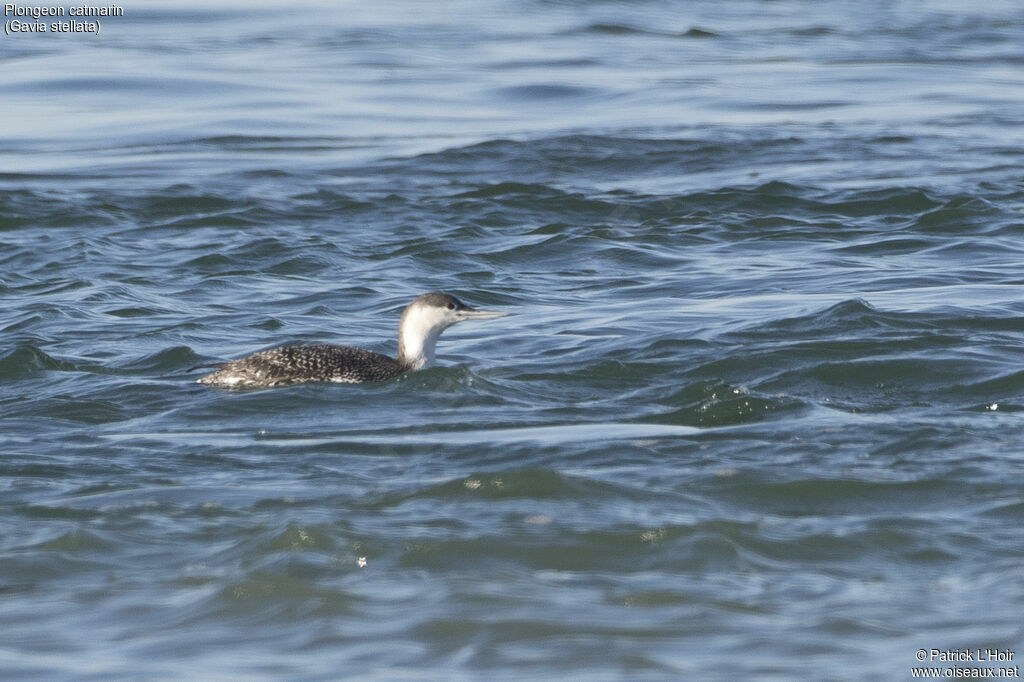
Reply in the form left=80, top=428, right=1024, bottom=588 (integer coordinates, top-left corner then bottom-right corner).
left=2, top=0, right=1024, bottom=678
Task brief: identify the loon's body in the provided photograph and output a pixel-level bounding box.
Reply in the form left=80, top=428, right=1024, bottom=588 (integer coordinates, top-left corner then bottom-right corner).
left=196, top=292, right=506, bottom=388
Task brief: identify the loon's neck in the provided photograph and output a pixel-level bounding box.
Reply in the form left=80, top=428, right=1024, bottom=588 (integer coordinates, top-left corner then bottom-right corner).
left=397, top=327, right=440, bottom=369
left=396, top=306, right=445, bottom=369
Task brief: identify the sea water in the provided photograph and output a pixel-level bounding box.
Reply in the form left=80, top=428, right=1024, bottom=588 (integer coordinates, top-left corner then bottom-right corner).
left=2, top=0, right=1023, bottom=678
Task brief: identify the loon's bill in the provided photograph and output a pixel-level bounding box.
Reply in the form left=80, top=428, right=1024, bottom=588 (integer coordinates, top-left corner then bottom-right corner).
left=195, top=292, right=507, bottom=388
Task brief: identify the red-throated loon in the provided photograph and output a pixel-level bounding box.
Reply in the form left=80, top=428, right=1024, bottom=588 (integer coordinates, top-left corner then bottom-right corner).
left=195, top=292, right=507, bottom=388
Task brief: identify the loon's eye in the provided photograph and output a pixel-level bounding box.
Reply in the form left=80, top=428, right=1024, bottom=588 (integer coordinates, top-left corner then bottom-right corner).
left=447, top=302, right=455, bottom=310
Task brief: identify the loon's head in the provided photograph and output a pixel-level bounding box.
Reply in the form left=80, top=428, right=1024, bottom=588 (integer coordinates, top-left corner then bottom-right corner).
left=397, top=292, right=507, bottom=369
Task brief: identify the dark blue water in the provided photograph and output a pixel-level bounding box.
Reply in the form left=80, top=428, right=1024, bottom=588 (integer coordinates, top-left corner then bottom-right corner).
left=3, top=1, right=1024, bottom=678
